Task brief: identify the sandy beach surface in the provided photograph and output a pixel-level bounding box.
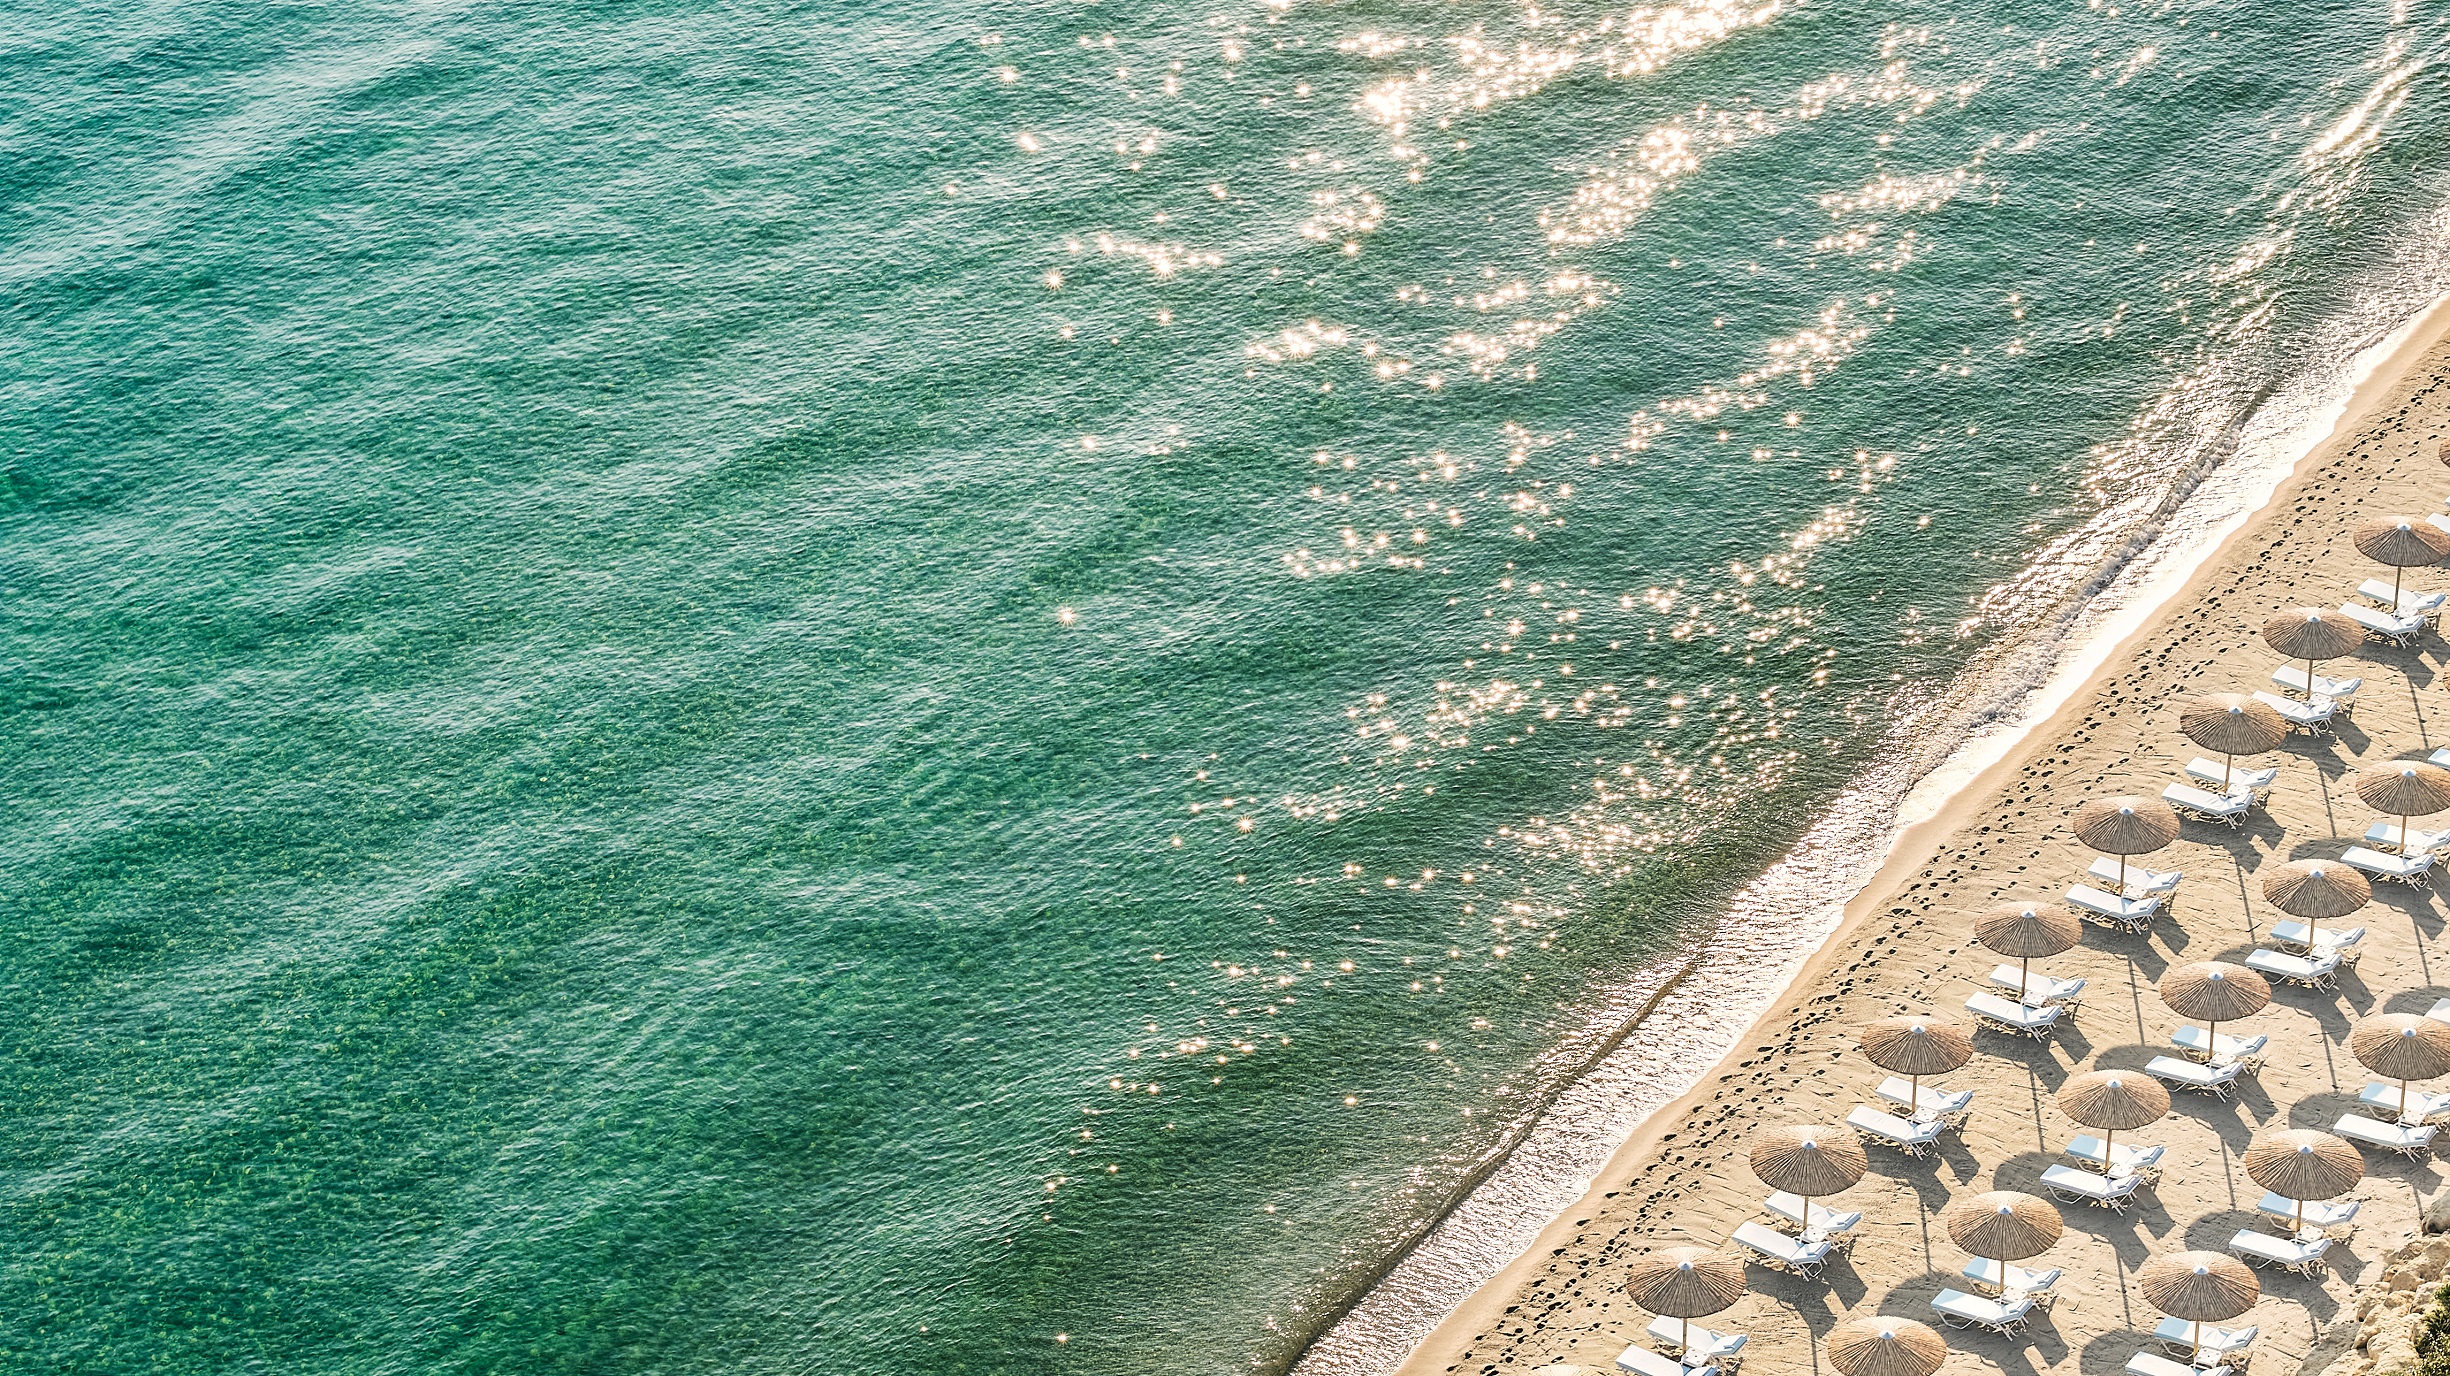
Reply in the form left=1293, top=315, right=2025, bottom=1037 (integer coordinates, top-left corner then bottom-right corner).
left=1391, top=303, right=2450, bottom=1376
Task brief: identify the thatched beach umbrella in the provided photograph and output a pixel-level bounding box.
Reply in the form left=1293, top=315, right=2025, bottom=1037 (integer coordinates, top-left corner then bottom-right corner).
left=2353, top=516, right=2450, bottom=607
left=1973, top=901, right=2082, bottom=998
left=2157, top=961, right=2270, bottom=1054
left=2180, top=693, right=2287, bottom=793
left=1860, top=1017, right=1973, bottom=1113
left=1624, top=1248, right=1745, bottom=1353
left=1826, top=1316, right=1947, bottom=1376
left=2261, top=858, right=2371, bottom=921
left=1748, top=1124, right=1865, bottom=1226
left=2263, top=608, right=2363, bottom=698
left=2242, top=1128, right=2362, bottom=1232
left=2070, top=795, right=2179, bottom=892
left=2057, top=1068, right=2169, bottom=1167
left=1940, top=1190, right=2061, bottom=1262
left=2350, top=1013, right=2450, bottom=1118
left=2354, top=761, right=2450, bottom=854
left=2138, top=1250, right=2258, bottom=1361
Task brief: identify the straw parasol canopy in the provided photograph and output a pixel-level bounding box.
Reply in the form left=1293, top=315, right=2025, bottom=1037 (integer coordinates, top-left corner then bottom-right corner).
left=1826, top=1316, right=1948, bottom=1376
left=2157, top=961, right=2270, bottom=1050
left=2263, top=608, right=2363, bottom=697
left=2071, top=796, right=2180, bottom=893
left=1940, top=1190, right=2062, bottom=1261
left=1748, top=1125, right=1866, bottom=1202
left=2058, top=1068, right=2170, bottom=1164
left=2242, top=1128, right=2362, bottom=1232
left=2139, top=1250, right=2259, bottom=1358
left=2354, top=761, right=2450, bottom=853
left=1860, top=1017, right=1973, bottom=1077
left=2351, top=1013, right=2450, bottom=1117
left=2180, top=693, right=2286, bottom=793
left=2261, top=858, right=2371, bottom=921
left=1974, top=901, right=2082, bottom=997
left=1624, top=1247, right=1745, bottom=1351
left=2354, top=516, right=2450, bottom=604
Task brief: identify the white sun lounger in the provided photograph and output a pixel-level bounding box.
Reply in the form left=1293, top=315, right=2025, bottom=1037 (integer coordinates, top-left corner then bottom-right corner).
left=1763, top=1191, right=1862, bottom=1240
left=1961, top=1258, right=2062, bottom=1304
left=1989, top=965, right=2086, bottom=1006
left=2128, top=1354, right=2230, bottom=1376
left=2432, top=747, right=2450, bottom=770
left=2229, top=1227, right=2330, bottom=1275
left=1644, top=1315, right=1745, bottom=1366
left=2359, top=1082, right=2450, bottom=1123
left=1876, top=1076, right=1972, bottom=1123
left=2336, top=1114, right=2437, bottom=1156
left=2182, top=759, right=2274, bottom=798
left=1930, top=1287, right=2033, bottom=1335
left=2152, top=1317, right=2258, bottom=1360
left=2271, top=664, right=2362, bottom=704
left=2365, top=820, right=2450, bottom=854
left=2171, top=1026, right=2267, bottom=1068
left=2245, top=948, right=2340, bottom=990
left=2067, top=1134, right=2165, bottom=1179
left=2146, top=1054, right=2244, bottom=1098
left=2041, top=1163, right=2143, bottom=1210
left=2431, top=997, right=2450, bottom=1027
left=2272, top=919, right=2366, bottom=950
left=2342, top=844, right=2433, bottom=886
left=2252, top=690, right=2334, bottom=734
left=1730, top=1220, right=1830, bottom=1276
left=2068, top=882, right=2160, bottom=932
left=2088, top=854, right=2185, bottom=899
left=1967, top=992, right=2060, bottom=1038
left=2161, top=783, right=2252, bottom=826
left=1616, top=1343, right=1720, bottom=1376
left=2255, top=1191, right=2358, bottom=1233
left=1847, top=1104, right=1943, bottom=1157
left=2361, top=579, right=2446, bottom=616
left=2340, top=601, right=2424, bottom=646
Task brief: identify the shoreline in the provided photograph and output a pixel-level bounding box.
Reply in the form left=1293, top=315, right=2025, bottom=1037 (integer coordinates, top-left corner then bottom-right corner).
left=1383, top=292, right=2450, bottom=1376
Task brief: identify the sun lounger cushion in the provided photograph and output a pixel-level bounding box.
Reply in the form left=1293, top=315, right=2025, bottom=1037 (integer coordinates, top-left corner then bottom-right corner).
left=2146, top=1055, right=2241, bottom=1093
left=1961, top=1258, right=2062, bottom=1294
left=2252, top=690, right=2333, bottom=729
left=2340, top=602, right=2423, bottom=642
left=2244, top=948, right=2339, bottom=987
left=2254, top=1191, right=2357, bottom=1229
left=1988, top=965, right=2084, bottom=1004
left=1877, top=1077, right=1972, bottom=1120
left=2359, top=1082, right=2450, bottom=1121
left=2271, top=664, right=2361, bottom=699
left=2228, top=1228, right=2330, bottom=1273
left=2336, top=1114, right=2436, bottom=1154
left=2087, top=854, right=2185, bottom=894
left=2129, top=1355, right=2229, bottom=1376
left=1730, top=1220, right=1829, bottom=1272
left=1965, top=992, right=2060, bottom=1035
left=2361, top=579, right=2446, bottom=615
left=2171, top=1026, right=2267, bottom=1064
left=2152, top=1317, right=2257, bottom=1354
left=2067, top=1135, right=2164, bottom=1174
left=2040, top=1163, right=2140, bottom=1205
left=1617, top=1343, right=1716, bottom=1376
left=2067, top=883, right=2160, bottom=925
left=1929, top=1288, right=2030, bottom=1332
left=2182, top=758, right=2276, bottom=793
left=1846, top=1104, right=1941, bottom=1151
left=2162, top=783, right=2250, bottom=821
left=2365, top=820, right=2450, bottom=853
left=1764, top=1191, right=1861, bottom=1235
left=2272, top=920, right=2367, bottom=950
left=1644, top=1316, right=1745, bottom=1362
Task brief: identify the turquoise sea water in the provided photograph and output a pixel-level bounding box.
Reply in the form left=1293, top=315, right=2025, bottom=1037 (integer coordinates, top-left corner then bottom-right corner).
left=5, top=1, right=2450, bottom=1372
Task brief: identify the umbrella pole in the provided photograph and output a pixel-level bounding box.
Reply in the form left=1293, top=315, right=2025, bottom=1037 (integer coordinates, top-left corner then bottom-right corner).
left=2206, top=1018, right=2218, bottom=1060
left=1910, top=1072, right=1920, bottom=1115
left=2297, top=1196, right=2307, bottom=1233
left=2119, top=852, right=2129, bottom=894
left=2396, top=564, right=2407, bottom=609
left=2404, top=1076, right=2413, bottom=1118
left=2020, top=954, right=2032, bottom=1000
left=2192, top=1319, right=2202, bottom=1362
left=2102, top=1126, right=2115, bottom=1170
left=2223, top=752, right=2234, bottom=794
left=1681, top=1316, right=1689, bottom=1352
left=2308, top=655, right=2318, bottom=700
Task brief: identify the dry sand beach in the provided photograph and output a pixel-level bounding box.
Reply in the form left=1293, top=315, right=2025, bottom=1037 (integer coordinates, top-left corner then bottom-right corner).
left=1393, top=305, right=2450, bottom=1376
